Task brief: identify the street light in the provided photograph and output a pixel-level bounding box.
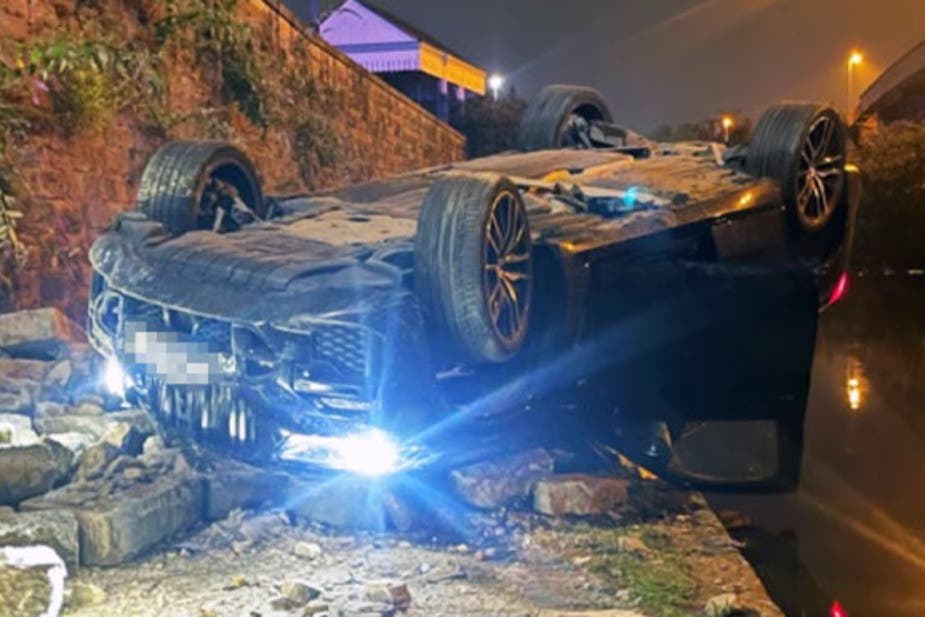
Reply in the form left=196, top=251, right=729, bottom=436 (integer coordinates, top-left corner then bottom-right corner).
left=721, top=115, right=734, bottom=144
left=488, top=74, right=505, bottom=100
left=847, top=50, right=864, bottom=123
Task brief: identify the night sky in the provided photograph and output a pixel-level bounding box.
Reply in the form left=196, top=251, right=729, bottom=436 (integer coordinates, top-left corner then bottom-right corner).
left=294, top=0, right=925, bottom=131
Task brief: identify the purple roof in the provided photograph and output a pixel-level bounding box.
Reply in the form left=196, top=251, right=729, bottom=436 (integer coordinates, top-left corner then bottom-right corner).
left=320, top=0, right=481, bottom=78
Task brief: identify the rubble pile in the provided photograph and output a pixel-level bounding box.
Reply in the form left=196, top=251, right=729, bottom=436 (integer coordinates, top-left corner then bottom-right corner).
left=0, top=308, right=780, bottom=617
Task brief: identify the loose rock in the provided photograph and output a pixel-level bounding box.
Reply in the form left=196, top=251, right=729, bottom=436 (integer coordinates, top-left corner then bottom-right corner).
left=704, top=593, right=744, bottom=617
left=0, top=413, right=39, bottom=445
left=0, top=441, right=71, bottom=505
left=617, top=535, right=651, bottom=558
left=45, top=431, right=97, bottom=456
left=293, top=541, right=324, bottom=561
left=102, top=420, right=147, bottom=456
left=76, top=442, right=120, bottom=481
left=273, top=580, right=322, bottom=609
left=0, top=509, right=80, bottom=568
left=364, top=581, right=412, bottom=611
left=534, top=475, right=629, bottom=517
left=0, top=307, right=80, bottom=359
left=450, top=448, right=554, bottom=509
left=67, top=581, right=107, bottom=608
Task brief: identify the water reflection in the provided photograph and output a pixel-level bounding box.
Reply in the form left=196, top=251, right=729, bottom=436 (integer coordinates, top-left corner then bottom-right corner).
left=711, top=276, right=925, bottom=617
left=844, top=353, right=867, bottom=412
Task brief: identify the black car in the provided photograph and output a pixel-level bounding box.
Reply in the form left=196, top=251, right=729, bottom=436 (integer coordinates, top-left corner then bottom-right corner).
left=87, top=85, right=859, bottom=488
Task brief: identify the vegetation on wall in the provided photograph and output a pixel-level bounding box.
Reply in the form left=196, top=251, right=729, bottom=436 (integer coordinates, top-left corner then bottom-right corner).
left=0, top=0, right=345, bottom=307
left=154, top=0, right=267, bottom=127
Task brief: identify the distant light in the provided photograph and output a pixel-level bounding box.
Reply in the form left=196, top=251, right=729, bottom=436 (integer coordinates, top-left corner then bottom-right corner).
left=488, top=73, right=505, bottom=99
left=831, top=601, right=848, bottom=617
left=848, top=51, right=864, bottom=67
left=103, top=357, right=131, bottom=398
left=847, top=380, right=862, bottom=411
left=721, top=115, right=734, bottom=129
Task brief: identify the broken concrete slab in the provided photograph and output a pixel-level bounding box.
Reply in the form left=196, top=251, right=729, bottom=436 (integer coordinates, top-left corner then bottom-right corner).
left=76, top=442, right=120, bottom=481
left=102, top=420, right=147, bottom=456
left=21, top=472, right=205, bottom=566
left=534, top=475, right=629, bottom=517
left=0, top=508, right=80, bottom=569
left=45, top=431, right=97, bottom=456
left=204, top=462, right=291, bottom=521
left=0, top=357, right=53, bottom=382
left=0, top=359, right=51, bottom=413
left=0, top=545, right=67, bottom=617
left=0, top=412, right=39, bottom=445
left=34, top=412, right=110, bottom=440
left=102, top=408, right=155, bottom=455
left=0, top=440, right=72, bottom=505
left=450, top=448, right=554, bottom=509
left=0, top=307, right=81, bottom=359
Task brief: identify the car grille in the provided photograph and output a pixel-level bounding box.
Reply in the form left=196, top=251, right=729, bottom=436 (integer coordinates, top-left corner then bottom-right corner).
left=313, top=324, right=370, bottom=377
left=90, top=277, right=378, bottom=388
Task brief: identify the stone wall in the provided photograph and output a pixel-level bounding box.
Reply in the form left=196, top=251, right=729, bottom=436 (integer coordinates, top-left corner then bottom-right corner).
left=0, top=0, right=464, bottom=318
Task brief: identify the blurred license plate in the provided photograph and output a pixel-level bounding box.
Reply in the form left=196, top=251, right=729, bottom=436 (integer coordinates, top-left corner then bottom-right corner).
left=124, top=323, right=220, bottom=386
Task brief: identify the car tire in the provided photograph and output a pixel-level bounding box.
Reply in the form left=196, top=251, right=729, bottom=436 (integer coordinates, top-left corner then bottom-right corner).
left=415, top=174, right=533, bottom=364
left=747, top=103, right=847, bottom=233
left=518, top=85, right=613, bottom=152
left=137, top=140, right=265, bottom=235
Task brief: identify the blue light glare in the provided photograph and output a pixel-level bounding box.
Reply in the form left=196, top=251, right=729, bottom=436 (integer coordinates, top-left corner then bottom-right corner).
left=624, top=186, right=640, bottom=207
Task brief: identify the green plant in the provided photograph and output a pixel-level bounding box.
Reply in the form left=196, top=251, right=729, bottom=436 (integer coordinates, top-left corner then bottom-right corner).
left=0, top=185, right=24, bottom=307
left=293, top=115, right=339, bottom=183
left=16, top=37, right=127, bottom=134
left=154, top=0, right=267, bottom=126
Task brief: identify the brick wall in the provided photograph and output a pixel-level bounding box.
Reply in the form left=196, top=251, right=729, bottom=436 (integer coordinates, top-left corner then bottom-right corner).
left=1, top=0, right=464, bottom=317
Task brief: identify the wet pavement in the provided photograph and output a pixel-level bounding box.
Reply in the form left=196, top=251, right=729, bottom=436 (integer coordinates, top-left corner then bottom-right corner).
left=710, top=276, right=925, bottom=617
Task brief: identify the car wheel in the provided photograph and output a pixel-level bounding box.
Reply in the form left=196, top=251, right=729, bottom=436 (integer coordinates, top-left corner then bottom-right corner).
left=137, top=140, right=265, bottom=235
left=518, top=85, right=613, bottom=151
left=415, top=174, right=533, bottom=364
left=747, top=103, right=847, bottom=233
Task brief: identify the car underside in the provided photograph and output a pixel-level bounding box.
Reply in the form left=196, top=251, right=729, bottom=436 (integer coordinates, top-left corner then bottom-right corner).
left=87, top=85, right=860, bottom=488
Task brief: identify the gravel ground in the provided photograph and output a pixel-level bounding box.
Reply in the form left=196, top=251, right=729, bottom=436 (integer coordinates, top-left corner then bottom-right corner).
left=62, top=486, right=782, bottom=617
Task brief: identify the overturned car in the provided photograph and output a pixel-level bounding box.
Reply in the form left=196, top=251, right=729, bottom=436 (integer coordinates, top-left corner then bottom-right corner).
left=88, top=85, right=859, bottom=487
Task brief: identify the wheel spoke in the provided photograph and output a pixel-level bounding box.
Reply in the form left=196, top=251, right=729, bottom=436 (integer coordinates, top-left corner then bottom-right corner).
left=503, top=196, right=516, bottom=251
left=798, top=174, right=814, bottom=203
left=817, top=118, right=835, bottom=162
left=502, top=270, right=531, bottom=283
left=488, top=216, right=504, bottom=255
left=488, top=282, right=504, bottom=321
left=813, top=175, right=829, bottom=215
left=503, top=249, right=531, bottom=265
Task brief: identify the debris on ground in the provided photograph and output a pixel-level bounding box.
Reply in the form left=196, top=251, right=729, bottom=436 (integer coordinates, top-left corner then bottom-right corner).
left=0, top=307, right=782, bottom=616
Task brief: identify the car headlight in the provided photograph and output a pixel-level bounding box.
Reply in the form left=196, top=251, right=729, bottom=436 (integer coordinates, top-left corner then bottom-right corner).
left=280, top=428, right=402, bottom=477
left=103, top=357, right=133, bottom=398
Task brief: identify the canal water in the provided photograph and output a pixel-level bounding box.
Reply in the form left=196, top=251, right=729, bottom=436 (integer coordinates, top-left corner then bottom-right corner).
left=710, top=276, right=925, bottom=617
